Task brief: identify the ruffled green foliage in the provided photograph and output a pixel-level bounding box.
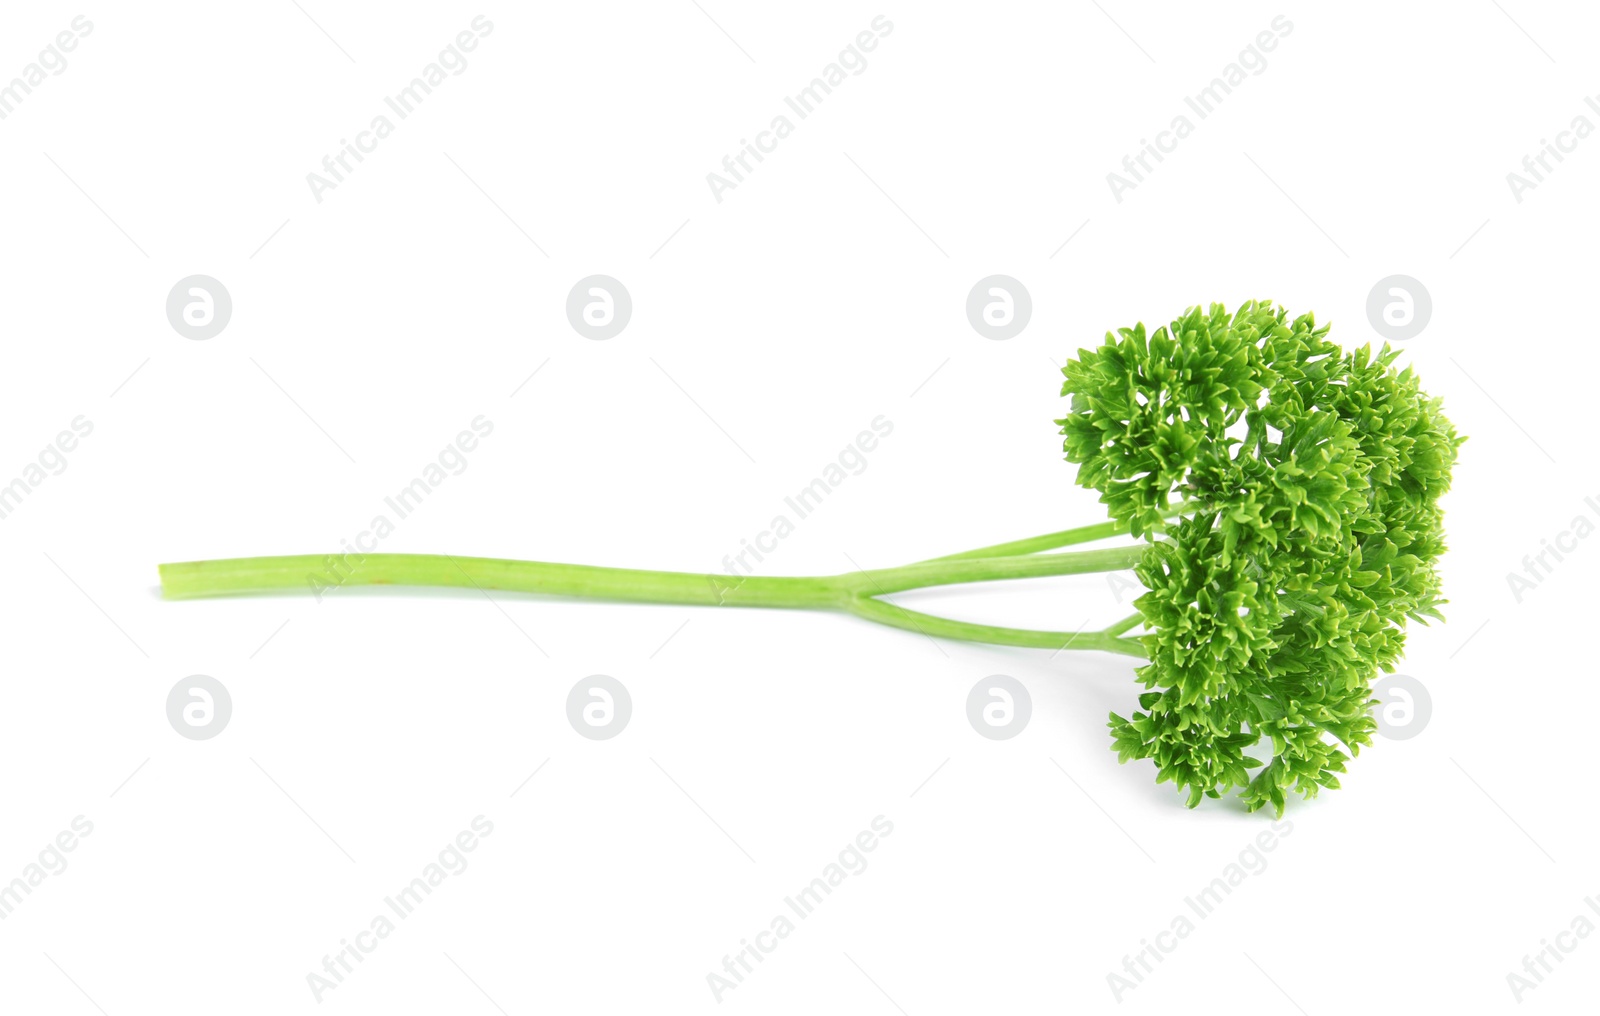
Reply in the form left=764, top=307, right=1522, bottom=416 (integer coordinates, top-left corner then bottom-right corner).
left=1058, top=301, right=1462, bottom=815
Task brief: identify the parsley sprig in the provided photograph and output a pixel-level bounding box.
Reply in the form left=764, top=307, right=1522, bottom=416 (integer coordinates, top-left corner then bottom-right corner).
left=160, top=300, right=1460, bottom=815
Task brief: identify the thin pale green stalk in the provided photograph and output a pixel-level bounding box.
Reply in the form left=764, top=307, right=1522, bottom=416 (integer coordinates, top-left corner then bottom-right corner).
left=841, top=597, right=1147, bottom=657
left=920, top=518, right=1129, bottom=562
left=160, top=545, right=1148, bottom=603
left=922, top=502, right=1191, bottom=562
left=1104, top=612, right=1145, bottom=637
left=844, top=544, right=1147, bottom=595
left=159, top=544, right=1152, bottom=657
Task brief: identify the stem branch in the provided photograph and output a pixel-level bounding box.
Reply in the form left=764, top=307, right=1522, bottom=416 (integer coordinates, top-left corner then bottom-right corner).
left=1104, top=612, right=1145, bottom=637
left=840, top=596, right=1148, bottom=657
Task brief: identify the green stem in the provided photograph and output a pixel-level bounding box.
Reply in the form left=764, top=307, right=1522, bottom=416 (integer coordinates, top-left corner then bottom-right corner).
left=845, top=544, right=1148, bottom=596
left=923, top=501, right=1191, bottom=562
left=160, top=545, right=1149, bottom=603
left=1104, top=612, right=1145, bottom=637
left=160, top=554, right=846, bottom=608
left=841, top=596, right=1147, bottom=657
left=920, top=518, right=1130, bottom=562
left=158, top=543, right=1152, bottom=657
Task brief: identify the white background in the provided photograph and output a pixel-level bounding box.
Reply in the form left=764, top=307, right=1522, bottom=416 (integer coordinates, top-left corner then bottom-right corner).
left=1, top=2, right=1596, bottom=1012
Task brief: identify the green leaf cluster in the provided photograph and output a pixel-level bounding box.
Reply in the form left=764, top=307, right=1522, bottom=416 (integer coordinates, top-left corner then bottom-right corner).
left=1059, top=301, right=1462, bottom=814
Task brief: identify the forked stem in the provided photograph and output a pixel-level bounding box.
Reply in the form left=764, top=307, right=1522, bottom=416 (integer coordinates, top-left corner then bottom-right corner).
left=159, top=540, right=1153, bottom=657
